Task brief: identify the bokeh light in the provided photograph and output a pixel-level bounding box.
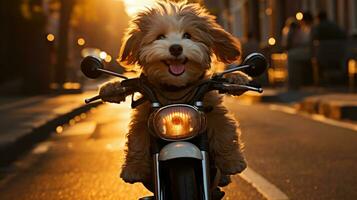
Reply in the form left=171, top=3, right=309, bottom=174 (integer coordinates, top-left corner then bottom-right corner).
left=46, top=33, right=55, bottom=42
left=105, top=55, right=112, bottom=63
left=296, top=12, right=304, bottom=21
left=77, top=38, right=86, bottom=46
left=268, top=37, right=276, bottom=46
left=56, top=126, right=63, bottom=134
left=99, top=51, right=107, bottom=60
left=349, top=59, right=357, bottom=75
left=265, top=8, right=273, bottom=16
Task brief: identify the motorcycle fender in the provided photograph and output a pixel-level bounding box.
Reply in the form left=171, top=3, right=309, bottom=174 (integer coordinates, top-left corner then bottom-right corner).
left=159, top=142, right=203, bottom=161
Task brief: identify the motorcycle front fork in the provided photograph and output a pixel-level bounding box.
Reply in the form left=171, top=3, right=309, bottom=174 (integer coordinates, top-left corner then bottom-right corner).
left=152, top=151, right=211, bottom=200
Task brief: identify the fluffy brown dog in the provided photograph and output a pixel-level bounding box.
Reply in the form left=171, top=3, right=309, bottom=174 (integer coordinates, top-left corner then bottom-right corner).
left=99, top=1, right=250, bottom=186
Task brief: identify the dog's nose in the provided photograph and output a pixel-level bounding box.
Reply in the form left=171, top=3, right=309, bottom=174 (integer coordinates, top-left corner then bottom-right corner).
left=169, top=44, right=183, bottom=57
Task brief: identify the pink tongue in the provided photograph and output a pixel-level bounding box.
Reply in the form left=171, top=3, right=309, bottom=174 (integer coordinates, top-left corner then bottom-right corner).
left=169, top=64, right=185, bottom=75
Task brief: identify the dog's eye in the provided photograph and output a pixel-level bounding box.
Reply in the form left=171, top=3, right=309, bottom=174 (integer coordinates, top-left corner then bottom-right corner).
left=183, top=33, right=192, bottom=39
left=156, top=34, right=166, bottom=40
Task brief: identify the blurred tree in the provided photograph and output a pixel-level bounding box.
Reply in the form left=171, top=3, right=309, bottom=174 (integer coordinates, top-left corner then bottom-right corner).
left=71, top=0, right=129, bottom=60
left=15, top=0, right=51, bottom=94
left=55, top=0, right=129, bottom=84
left=55, top=0, right=75, bottom=85
left=25, top=0, right=51, bottom=93
left=0, top=1, right=13, bottom=84
left=0, top=0, right=53, bottom=94
left=0, top=0, right=26, bottom=87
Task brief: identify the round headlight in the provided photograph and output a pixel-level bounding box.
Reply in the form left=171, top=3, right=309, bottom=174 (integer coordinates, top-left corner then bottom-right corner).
left=151, top=105, right=204, bottom=141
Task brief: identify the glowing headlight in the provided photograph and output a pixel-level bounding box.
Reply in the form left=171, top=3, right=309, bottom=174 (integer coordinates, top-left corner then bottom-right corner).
left=151, top=105, right=205, bottom=141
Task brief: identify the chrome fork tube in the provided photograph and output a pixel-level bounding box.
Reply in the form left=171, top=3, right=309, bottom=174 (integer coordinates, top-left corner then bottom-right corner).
left=153, top=153, right=162, bottom=200
left=201, top=151, right=211, bottom=200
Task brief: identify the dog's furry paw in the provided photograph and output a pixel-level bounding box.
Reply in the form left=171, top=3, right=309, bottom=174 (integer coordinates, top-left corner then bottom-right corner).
left=120, top=166, right=150, bottom=184
left=120, top=164, right=151, bottom=183
left=99, top=81, right=126, bottom=103
left=220, top=159, right=247, bottom=175
left=224, top=72, right=252, bottom=85
left=212, top=188, right=225, bottom=200
left=218, top=174, right=232, bottom=187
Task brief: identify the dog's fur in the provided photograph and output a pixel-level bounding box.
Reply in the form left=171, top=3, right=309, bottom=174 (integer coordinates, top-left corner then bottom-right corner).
left=99, top=1, right=249, bottom=185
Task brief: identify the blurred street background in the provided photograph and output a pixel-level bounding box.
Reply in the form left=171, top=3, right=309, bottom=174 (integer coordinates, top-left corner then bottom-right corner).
left=0, top=0, right=357, bottom=199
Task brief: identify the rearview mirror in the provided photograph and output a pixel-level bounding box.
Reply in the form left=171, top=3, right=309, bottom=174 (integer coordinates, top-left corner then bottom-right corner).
left=81, top=56, right=104, bottom=79
left=241, top=53, right=267, bottom=77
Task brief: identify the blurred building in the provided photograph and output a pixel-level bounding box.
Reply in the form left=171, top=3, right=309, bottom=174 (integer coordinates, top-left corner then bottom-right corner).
left=0, top=0, right=52, bottom=94
left=0, top=0, right=130, bottom=94
left=203, top=0, right=230, bottom=27
left=204, top=0, right=357, bottom=46
left=202, top=0, right=357, bottom=87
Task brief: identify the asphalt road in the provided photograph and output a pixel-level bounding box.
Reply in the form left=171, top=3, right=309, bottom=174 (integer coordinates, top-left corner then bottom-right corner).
left=0, top=97, right=356, bottom=200
left=224, top=97, right=357, bottom=200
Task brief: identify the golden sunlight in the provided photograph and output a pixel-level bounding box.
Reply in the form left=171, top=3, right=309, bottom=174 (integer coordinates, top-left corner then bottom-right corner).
left=117, top=0, right=157, bottom=17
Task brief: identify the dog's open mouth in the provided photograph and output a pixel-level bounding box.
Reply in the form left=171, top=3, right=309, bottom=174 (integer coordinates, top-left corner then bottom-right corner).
left=163, top=58, right=188, bottom=76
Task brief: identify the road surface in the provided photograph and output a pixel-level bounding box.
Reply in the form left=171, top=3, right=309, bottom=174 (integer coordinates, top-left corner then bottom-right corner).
left=0, top=97, right=356, bottom=200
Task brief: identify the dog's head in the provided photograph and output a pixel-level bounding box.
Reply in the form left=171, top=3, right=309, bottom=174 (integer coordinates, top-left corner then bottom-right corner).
left=120, top=1, right=241, bottom=87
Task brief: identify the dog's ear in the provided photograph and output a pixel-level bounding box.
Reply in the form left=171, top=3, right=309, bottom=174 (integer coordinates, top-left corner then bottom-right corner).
left=209, top=27, right=241, bottom=64
left=120, top=30, right=143, bottom=65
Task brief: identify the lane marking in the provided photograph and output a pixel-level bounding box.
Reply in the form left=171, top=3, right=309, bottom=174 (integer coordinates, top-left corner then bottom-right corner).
left=269, top=104, right=357, bottom=132
left=269, top=104, right=297, bottom=114
left=239, top=167, right=289, bottom=200
left=31, top=141, right=53, bottom=154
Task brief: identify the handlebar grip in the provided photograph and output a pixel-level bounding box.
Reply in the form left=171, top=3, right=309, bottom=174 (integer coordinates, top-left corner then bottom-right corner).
left=247, top=80, right=262, bottom=88
left=217, top=84, right=263, bottom=95
left=85, top=95, right=101, bottom=104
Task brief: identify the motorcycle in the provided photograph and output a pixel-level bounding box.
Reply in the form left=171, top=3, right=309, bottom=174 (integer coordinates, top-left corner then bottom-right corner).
left=81, top=53, right=267, bottom=200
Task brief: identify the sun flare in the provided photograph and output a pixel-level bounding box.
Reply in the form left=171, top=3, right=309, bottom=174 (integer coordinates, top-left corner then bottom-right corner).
left=119, top=0, right=157, bottom=17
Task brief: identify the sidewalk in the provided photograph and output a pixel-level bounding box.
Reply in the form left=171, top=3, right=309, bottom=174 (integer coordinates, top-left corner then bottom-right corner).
left=0, top=88, right=102, bottom=166
left=241, top=87, right=357, bottom=122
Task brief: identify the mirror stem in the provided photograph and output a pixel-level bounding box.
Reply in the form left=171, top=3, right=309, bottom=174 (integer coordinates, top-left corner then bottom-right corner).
left=215, top=64, right=251, bottom=77
left=97, top=68, right=128, bottom=80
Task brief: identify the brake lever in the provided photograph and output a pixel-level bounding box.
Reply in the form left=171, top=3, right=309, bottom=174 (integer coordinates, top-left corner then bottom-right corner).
left=85, top=95, right=101, bottom=104
left=221, top=83, right=264, bottom=93
left=237, top=85, right=263, bottom=93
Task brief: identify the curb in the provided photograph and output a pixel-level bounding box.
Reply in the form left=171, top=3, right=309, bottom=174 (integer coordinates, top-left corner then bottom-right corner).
left=0, top=101, right=102, bottom=166
left=297, top=99, right=357, bottom=121
left=241, top=90, right=357, bottom=121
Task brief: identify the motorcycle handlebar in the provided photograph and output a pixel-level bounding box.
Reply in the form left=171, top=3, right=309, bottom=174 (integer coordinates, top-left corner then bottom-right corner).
left=82, top=53, right=266, bottom=104
left=84, top=80, right=263, bottom=104
left=85, top=95, right=101, bottom=104
left=84, top=84, right=262, bottom=104
left=84, top=83, right=137, bottom=104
